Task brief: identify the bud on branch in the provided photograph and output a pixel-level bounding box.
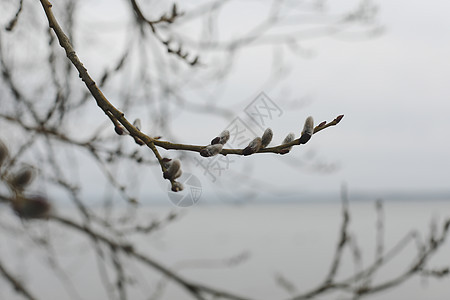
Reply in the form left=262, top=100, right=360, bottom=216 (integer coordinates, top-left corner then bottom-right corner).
left=261, top=128, right=273, bottom=149
left=280, top=133, right=296, bottom=154
left=163, top=159, right=182, bottom=180
left=243, top=137, right=262, bottom=156
left=200, top=144, right=223, bottom=157
left=299, top=116, right=314, bottom=144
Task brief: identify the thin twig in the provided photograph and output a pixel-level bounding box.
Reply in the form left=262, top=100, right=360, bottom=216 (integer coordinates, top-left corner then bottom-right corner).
left=0, top=258, right=39, bottom=300
left=49, top=214, right=251, bottom=300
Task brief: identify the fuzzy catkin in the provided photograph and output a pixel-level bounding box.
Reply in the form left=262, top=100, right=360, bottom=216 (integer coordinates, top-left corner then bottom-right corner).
left=243, top=137, right=262, bottom=156
left=200, top=144, right=223, bottom=157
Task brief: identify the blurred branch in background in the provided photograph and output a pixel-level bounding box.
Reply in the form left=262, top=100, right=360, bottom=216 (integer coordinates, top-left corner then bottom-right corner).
left=276, top=188, right=450, bottom=300
left=1, top=171, right=449, bottom=299
left=1, top=0, right=448, bottom=299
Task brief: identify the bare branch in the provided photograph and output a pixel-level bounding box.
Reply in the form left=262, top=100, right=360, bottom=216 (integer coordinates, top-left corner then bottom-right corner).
left=0, top=258, right=39, bottom=300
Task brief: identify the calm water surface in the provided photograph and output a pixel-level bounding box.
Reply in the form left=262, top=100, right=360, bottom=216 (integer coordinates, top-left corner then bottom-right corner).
left=1, top=200, right=449, bottom=300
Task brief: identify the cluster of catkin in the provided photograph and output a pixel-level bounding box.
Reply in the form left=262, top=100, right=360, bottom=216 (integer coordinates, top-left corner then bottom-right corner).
left=200, top=116, right=315, bottom=157
left=112, top=115, right=321, bottom=193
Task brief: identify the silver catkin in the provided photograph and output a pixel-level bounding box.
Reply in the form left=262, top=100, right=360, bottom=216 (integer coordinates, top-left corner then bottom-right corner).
left=281, top=133, right=296, bottom=154
left=200, top=144, right=223, bottom=157
left=219, top=130, right=230, bottom=145
left=261, top=128, right=273, bottom=148
left=243, top=137, right=262, bottom=156
left=283, top=133, right=295, bottom=144
left=302, top=116, right=314, bottom=136
left=164, top=159, right=181, bottom=180
left=299, top=116, right=314, bottom=144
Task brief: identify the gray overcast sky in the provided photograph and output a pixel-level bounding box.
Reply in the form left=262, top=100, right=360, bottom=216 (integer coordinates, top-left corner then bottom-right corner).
left=72, top=0, right=450, bottom=203
left=4, top=0, right=448, bottom=204
left=299, top=0, right=450, bottom=195
left=162, top=0, right=450, bottom=201
left=279, top=0, right=450, bottom=195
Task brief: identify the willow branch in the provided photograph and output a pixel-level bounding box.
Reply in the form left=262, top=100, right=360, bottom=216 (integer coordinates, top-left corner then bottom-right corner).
left=38, top=0, right=342, bottom=192
left=38, top=0, right=172, bottom=177
left=152, top=114, right=343, bottom=155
